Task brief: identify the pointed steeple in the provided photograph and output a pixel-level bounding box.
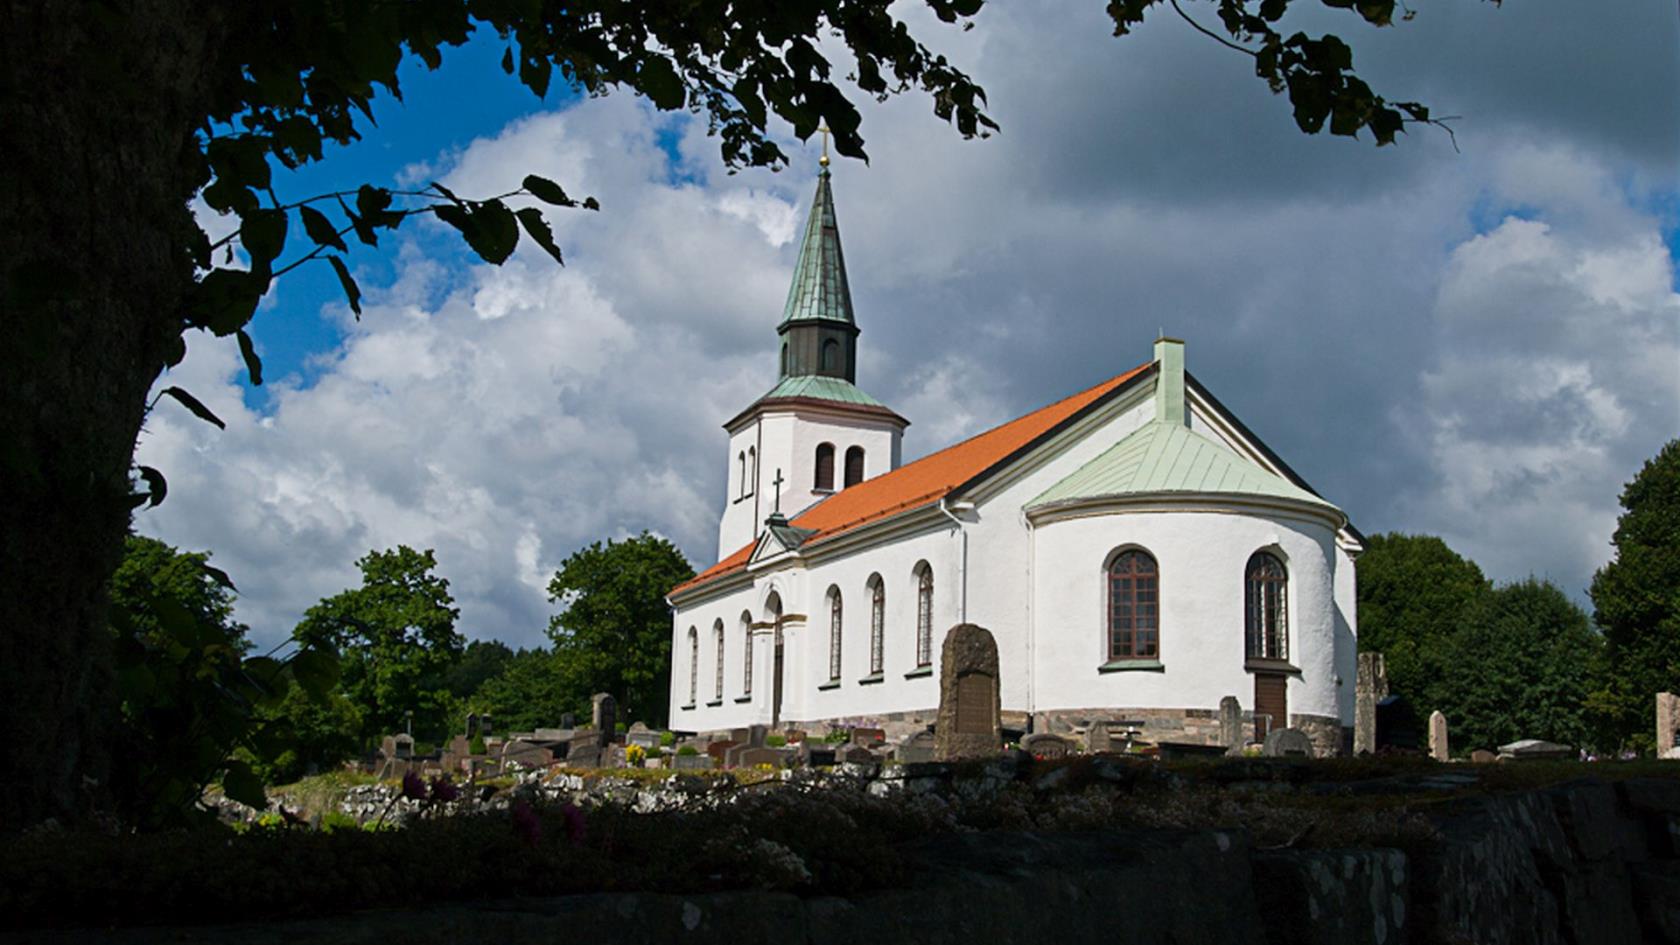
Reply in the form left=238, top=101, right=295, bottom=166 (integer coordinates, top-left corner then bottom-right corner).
left=780, top=168, right=856, bottom=327
left=776, top=166, right=861, bottom=382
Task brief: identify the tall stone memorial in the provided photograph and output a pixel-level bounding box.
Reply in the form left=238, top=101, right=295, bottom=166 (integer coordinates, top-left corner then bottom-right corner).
left=1659, top=692, right=1680, bottom=760
left=934, top=624, right=1001, bottom=761
left=591, top=692, right=617, bottom=748
left=1428, top=710, right=1449, bottom=762
left=1354, top=652, right=1388, bottom=755
left=1218, top=696, right=1244, bottom=753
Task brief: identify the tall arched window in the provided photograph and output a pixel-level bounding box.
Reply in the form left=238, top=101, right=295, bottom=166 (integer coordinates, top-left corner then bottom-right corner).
left=914, top=563, right=934, bottom=667
left=1107, top=549, right=1159, bottom=660
left=741, top=611, right=755, bottom=695
left=844, top=446, right=865, bottom=487
left=713, top=620, right=725, bottom=700
left=687, top=627, right=699, bottom=706
left=747, top=447, right=757, bottom=496
left=821, top=338, right=840, bottom=371
left=828, top=587, right=843, bottom=681
left=867, top=575, right=885, bottom=675
left=814, top=443, right=836, bottom=491
left=737, top=451, right=746, bottom=499
left=1245, top=551, right=1288, bottom=661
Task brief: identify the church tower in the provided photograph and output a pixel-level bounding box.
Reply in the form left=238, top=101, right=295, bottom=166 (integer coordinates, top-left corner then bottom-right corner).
left=716, top=159, right=908, bottom=559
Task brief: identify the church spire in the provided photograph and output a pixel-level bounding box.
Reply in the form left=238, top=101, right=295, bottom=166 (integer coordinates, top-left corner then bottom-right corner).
left=777, top=154, right=860, bottom=382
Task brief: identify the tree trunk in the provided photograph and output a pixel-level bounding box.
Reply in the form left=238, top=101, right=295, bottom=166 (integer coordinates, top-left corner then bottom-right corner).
left=0, top=0, right=226, bottom=831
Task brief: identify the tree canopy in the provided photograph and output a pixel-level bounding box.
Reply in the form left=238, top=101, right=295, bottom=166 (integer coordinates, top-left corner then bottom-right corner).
left=1590, top=439, right=1680, bottom=753
left=547, top=532, right=694, bottom=728
left=1354, top=532, right=1489, bottom=720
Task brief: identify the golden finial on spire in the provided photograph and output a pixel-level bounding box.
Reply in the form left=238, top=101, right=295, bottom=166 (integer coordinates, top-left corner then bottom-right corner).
left=818, top=124, right=830, bottom=168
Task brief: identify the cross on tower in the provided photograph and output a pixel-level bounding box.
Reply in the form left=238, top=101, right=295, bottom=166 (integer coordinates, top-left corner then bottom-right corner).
left=817, top=124, right=830, bottom=168
left=771, top=467, right=785, bottom=513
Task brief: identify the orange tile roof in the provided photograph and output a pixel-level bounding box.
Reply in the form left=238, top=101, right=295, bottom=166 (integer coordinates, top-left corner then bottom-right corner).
left=671, top=362, right=1153, bottom=598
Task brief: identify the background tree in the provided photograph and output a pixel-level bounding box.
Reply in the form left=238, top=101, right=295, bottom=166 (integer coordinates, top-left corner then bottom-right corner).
left=1, top=0, right=1476, bottom=830
left=1590, top=439, right=1680, bottom=754
left=465, top=647, right=576, bottom=734
left=244, top=682, right=364, bottom=787
left=1355, top=532, right=1490, bottom=722
left=295, top=546, right=463, bottom=744
left=547, top=532, right=694, bottom=728
left=445, top=639, right=517, bottom=702
left=1438, top=578, right=1600, bottom=753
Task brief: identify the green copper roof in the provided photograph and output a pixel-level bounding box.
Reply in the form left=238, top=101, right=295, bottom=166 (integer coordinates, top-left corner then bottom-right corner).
left=780, top=170, right=855, bottom=326
left=758, top=374, right=885, bottom=407
left=1028, top=420, right=1340, bottom=513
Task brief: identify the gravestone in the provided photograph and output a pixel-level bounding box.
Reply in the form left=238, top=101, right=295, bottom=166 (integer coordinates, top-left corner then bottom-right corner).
left=591, top=693, right=617, bottom=746
left=465, top=712, right=481, bottom=738
left=735, top=746, right=788, bottom=769
left=1498, top=738, right=1573, bottom=761
left=560, top=713, right=575, bottom=729
left=1022, top=733, right=1071, bottom=760
left=564, top=740, right=602, bottom=769
left=1218, top=696, right=1244, bottom=752
left=1375, top=695, right=1419, bottom=751
left=503, top=739, right=556, bottom=769
left=896, top=730, right=937, bottom=764
left=1470, top=749, right=1497, bottom=764
left=1658, top=692, right=1680, bottom=760
left=799, top=743, right=838, bottom=767
left=1262, top=727, right=1314, bottom=758
left=1428, top=711, right=1449, bottom=762
left=384, top=733, right=414, bottom=760
left=1354, top=652, right=1388, bottom=755
left=747, top=724, right=769, bottom=747
left=672, top=753, right=712, bottom=771
left=850, top=727, right=886, bottom=747
left=705, top=740, right=738, bottom=764
left=480, top=714, right=493, bottom=737
left=603, top=744, right=627, bottom=769
left=934, top=623, right=1002, bottom=761
left=626, top=722, right=660, bottom=750
left=1084, top=720, right=1116, bottom=754
left=837, top=745, right=879, bottom=765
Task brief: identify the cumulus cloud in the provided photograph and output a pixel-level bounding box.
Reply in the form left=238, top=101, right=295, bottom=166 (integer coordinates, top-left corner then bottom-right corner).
left=137, top=0, right=1677, bottom=649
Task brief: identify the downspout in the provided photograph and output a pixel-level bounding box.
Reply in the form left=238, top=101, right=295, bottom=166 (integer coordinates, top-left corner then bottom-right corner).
left=1023, top=509, right=1036, bottom=732
left=937, top=497, right=969, bottom=624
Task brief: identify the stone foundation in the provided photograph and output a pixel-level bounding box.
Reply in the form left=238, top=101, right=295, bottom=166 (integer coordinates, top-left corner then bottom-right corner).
left=1289, top=713, right=1345, bottom=759
left=1032, top=707, right=1347, bottom=757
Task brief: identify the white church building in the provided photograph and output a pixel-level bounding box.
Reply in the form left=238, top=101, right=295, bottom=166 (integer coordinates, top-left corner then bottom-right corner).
left=667, top=166, right=1363, bottom=755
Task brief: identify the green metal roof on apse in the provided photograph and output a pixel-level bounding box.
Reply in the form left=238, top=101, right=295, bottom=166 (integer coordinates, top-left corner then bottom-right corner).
left=780, top=170, right=855, bottom=326
left=758, top=374, right=885, bottom=407
left=1028, top=420, right=1340, bottom=513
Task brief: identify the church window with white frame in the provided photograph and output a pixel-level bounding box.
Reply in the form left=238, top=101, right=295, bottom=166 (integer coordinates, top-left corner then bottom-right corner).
left=1245, top=551, right=1288, bottom=661
left=741, top=611, right=754, bottom=695
left=914, top=562, right=934, bottom=667
left=1107, top=549, right=1159, bottom=660
left=828, top=586, right=843, bottom=681
left=867, top=574, right=885, bottom=675
left=713, top=620, right=725, bottom=700
left=686, top=626, right=699, bottom=706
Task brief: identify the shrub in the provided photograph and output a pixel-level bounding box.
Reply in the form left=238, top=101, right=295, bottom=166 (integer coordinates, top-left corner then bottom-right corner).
left=469, top=735, right=487, bottom=756
left=824, top=729, right=850, bottom=744
left=766, top=735, right=787, bottom=748
left=676, top=745, right=699, bottom=757
left=659, top=730, right=676, bottom=747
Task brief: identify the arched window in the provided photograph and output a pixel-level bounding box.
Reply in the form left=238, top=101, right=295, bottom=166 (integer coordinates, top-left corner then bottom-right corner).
left=844, top=446, right=865, bottom=487
left=914, top=563, right=934, bottom=667
left=828, top=587, right=843, bottom=681
left=814, top=443, right=836, bottom=491
left=713, top=620, right=725, bottom=700
left=747, top=447, right=757, bottom=496
left=821, top=338, right=840, bottom=372
left=687, top=627, right=699, bottom=706
left=1107, top=549, right=1159, bottom=660
left=867, top=574, right=885, bottom=675
left=741, top=611, right=755, bottom=696
left=1245, top=551, right=1288, bottom=661
left=737, top=451, right=746, bottom=499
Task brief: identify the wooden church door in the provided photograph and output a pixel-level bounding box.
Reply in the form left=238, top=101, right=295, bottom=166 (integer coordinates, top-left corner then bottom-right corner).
left=1253, top=674, right=1287, bottom=741
left=772, top=626, right=784, bottom=727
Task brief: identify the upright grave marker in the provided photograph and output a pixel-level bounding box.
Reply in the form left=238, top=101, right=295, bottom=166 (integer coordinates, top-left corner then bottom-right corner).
left=1354, top=652, right=1388, bottom=755
left=1428, top=710, right=1449, bottom=762
left=591, top=693, right=617, bottom=747
left=1658, top=692, right=1679, bottom=760
left=1218, top=696, right=1244, bottom=753
left=934, top=623, right=1001, bottom=761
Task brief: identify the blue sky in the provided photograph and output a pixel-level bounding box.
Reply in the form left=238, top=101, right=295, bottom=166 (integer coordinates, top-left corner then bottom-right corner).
left=151, top=3, right=1679, bottom=649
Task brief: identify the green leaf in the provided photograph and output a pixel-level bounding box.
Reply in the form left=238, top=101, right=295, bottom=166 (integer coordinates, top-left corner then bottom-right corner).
left=327, top=255, right=362, bottom=316
left=516, top=207, right=564, bottom=265
left=159, top=386, right=226, bottom=430
left=152, top=595, right=199, bottom=644
left=522, top=175, right=575, bottom=207
left=137, top=465, right=167, bottom=508
left=221, top=759, right=268, bottom=810
left=519, top=54, right=552, bottom=99
left=338, top=196, right=378, bottom=247
left=240, top=209, right=288, bottom=266
left=236, top=329, right=263, bottom=386
left=299, top=205, right=347, bottom=253
left=187, top=267, right=264, bottom=336
left=473, top=200, right=520, bottom=265
left=356, top=184, right=395, bottom=220
left=289, top=647, right=341, bottom=701
left=638, top=57, right=685, bottom=110
left=200, top=562, right=237, bottom=592
left=582, top=196, right=600, bottom=211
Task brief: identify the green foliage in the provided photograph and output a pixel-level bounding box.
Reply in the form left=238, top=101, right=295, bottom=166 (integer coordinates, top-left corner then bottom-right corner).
left=676, top=744, right=699, bottom=757
left=1356, top=533, right=1489, bottom=723
left=446, top=639, right=516, bottom=699
left=467, top=647, right=578, bottom=732
left=660, top=730, right=676, bottom=748
left=1438, top=579, right=1600, bottom=752
left=546, top=533, right=695, bottom=728
left=245, top=681, right=364, bottom=786
left=107, top=536, right=340, bottom=826
left=766, top=734, right=788, bottom=748
left=1590, top=440, right=1680, bottom=753
left=295, top=546, right=464, bottom=743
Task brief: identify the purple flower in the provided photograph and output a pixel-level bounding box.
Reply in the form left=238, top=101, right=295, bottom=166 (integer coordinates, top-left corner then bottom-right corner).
left=400, top=770, right=427, bottom=801
left=511, top=799, right=542, bottom=847
left=429, top=775, right=460, bottom=803
left=558, top=802, right=586, bottom=845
